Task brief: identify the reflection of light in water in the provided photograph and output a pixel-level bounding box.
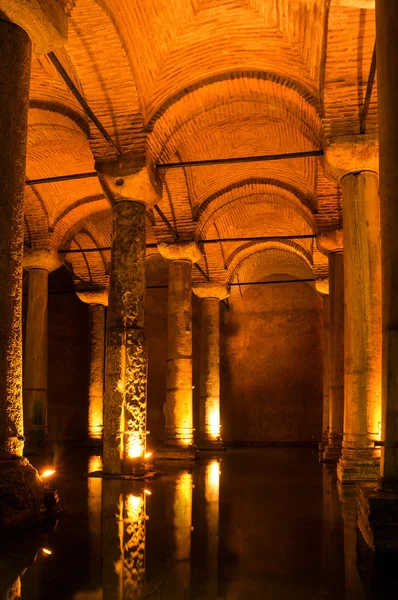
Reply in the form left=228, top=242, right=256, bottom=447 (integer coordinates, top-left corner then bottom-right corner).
left=174, top=473, right=193, bottom=562
left=88, top=455, right=102, bottom=473
left=207, top=460, right=220, bottom=491
left=126, top=494, right=143, bottom=521
left=127, top=433, right=144, bottom=459
left=205, top=461, right=220, bottom=596
left=208, top=407, right=220, bottom=438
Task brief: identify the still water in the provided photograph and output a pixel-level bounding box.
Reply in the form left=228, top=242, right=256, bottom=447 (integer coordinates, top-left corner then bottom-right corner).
left=0, top=448, right=390, bottom=599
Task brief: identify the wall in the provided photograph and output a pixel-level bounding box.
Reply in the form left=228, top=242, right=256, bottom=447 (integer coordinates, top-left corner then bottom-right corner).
left=220, top=280, right=323, bottom=444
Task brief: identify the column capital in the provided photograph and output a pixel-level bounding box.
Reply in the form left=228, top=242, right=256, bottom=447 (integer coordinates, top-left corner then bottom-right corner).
left=158, top=241, right=202, bottom=263
left=0, top=0, right=72, bottom=56
left=95, top=159, right=162, bottom=207
left=193, top=283, right=230, bottom=300
left=323, top=134, right=378, bottom=182
left=316, top=229, right=344, bottom=256
left=76, top=288, right=109, bottom=306
left=315, top=278, right=329, bottom=296
left=23, top=248, right=62, bottom=272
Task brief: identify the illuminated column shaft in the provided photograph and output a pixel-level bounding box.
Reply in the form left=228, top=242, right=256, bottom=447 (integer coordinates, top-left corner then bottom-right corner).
left=317, top=231, right=344, bottom=463
left=23, top=251, right=61, bottom=450
left=77, top=290, right=108, bottom=442
left=0, top=21, right=31, bottom=458
left=158, top=242, right=202, bottom=456
left=105, top=201, right=147, bottom=473
left=96, top=162, right=161, bottom=475
left=376, top=0, right=398, bottom=491
left=338, top=172, right=381, bottom=483
left=193, top=284, right=229, bottom=449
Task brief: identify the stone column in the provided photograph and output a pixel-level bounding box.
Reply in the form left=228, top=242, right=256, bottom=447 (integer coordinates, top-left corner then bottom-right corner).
left=376, top=0, right=398, bottom=493
left=317, top=231, right=344, bottom=462
left=157, top=242, right=202, bottom=459
left=316, top=279, right=330, bottom=452
left=0, top=20, right=32, bottom=459
left=96, top=161, right=161, bottom=475
left=324, top=138, right=382, bottom=482
left=338, top=172, right=381, bottom=482
left=76, top=289, right=108, bottom=443
left=22, top=250, right=61, bottom=451
left=193, top=283, right=229, bottom=450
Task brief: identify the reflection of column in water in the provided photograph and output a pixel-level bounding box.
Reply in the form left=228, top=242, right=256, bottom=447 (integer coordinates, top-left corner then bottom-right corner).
left=338, top=483, right=364, bottom=600
left=321, top=465, right=345, bottom=599
left=205, top=461, right=220, bottom=599
left=102, top=481, right=146, bottom=600
left=164, top=472, right=193, bottom=599
left=88, top=456, right=103, bottom=591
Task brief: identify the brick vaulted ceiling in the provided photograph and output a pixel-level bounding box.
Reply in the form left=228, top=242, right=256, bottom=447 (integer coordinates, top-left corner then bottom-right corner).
left=25, top=0, right=375, bottom=292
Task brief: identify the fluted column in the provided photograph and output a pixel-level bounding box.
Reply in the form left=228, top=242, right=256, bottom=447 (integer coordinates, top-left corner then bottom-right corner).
left=315, top=279, right=330, bottom=452
left=96, top=161, right=161, bottom=475
left=76, top=289, right=108, bottom=443
left=193, top=283, right=229, bottom=450
left=0, top=20, right=31, bottom=459
left=317, top=231, right=344, bottom=462
left=23, top=250, right=61, bottom=451
left=157, top=242, right=202, bottom=459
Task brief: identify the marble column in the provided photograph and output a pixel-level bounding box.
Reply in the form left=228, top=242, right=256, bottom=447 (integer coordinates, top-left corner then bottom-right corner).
left=315, top=280, right=330, bottom=452
left=337, top=171, right=382, bottom=483
left=157, top=242, right=202, bottom=459
left=96, top=162, right=161, bottom=475
left=0, top=20, right=31, bottom=459
left=23, top=250, right=61, bottom=451
left=317, top=231, right=344, bottom=463
left=76, top=289, right=108, bottom=443
left=193, top=283, right=229, bottom=450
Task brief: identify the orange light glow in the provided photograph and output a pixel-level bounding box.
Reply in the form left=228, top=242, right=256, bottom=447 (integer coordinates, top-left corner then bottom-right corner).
left=208, top=408, right=220, bottom=439
left=42, top=548, right=52, bottom=556
left=88, top=455, right=102, bottom=473
left=40, top=469, right=56, bottom=479
left=207, top=460, right=220, bottom=490
left=144, top=489, right=151, bottom=496
left=127, top=433, right=144, bottom=459
left=144, top=452, right=152, bottom=460
left=126, top=493, right=143, bottom=521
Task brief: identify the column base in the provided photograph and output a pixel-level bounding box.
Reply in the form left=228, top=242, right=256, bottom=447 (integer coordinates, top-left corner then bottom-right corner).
left=321, top=439, right=342, bottom=463
left=155, top=445, right=200, bottom=461
left=24, top=429, right=49, bottom=456
left=0, top=457, right=45, bottom=529
left=337, top=456, right=379, bottom=484
left=357, top=482, right=398, bottom=554
left=196, top=438, right=225, bottom=451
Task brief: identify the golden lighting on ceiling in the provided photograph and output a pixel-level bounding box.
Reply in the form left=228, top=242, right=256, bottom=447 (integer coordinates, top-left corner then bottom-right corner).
left=40, top=469, right=56, bottom=479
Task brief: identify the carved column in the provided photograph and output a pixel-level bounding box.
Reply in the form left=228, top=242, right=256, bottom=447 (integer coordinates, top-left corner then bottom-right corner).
left=96, top=161, right=161, bottom=475
left=193, top=283, right=229, bottom=450
left=76, top=289, right=108, bottom=443
left=0, top=20, right=31, bottom=459
left=324, top=137, right=382, bottom=482
left=317, top=231, right=344, bottom=462
left=157, top=242, right=202, bottom=459
left=22, top=250, right=61, bottom=451
left=315, top=279, right=330, bottom=452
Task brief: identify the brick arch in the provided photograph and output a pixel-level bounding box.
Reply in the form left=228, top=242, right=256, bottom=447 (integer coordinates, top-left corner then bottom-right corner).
left=228, top=244, right=314, bottom=295
left=147, top=75, right=322, bottom=164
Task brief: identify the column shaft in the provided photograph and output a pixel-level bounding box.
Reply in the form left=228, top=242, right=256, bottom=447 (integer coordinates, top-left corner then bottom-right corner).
left=165, top=260, right=194, bottom=447
left=88, top=304, right=106, bottom=441
left=376, top=0, right=398, bottom=491
left=320, top=295, right=330, bottom=450
left=324, top=252, right=344, bottom=462
left=103, top=201, right=147, bottom=474
left=338, top=172, right=381, bottom=482
left=199, top=298, right=221, bottom=446
left=0, top=21, right=31, bottom=458
left=23, top=268, right=49, bottom=448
